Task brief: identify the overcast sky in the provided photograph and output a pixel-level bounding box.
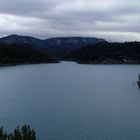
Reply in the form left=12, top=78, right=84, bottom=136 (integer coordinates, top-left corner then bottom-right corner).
left=0, top=0, right=140, bottom=42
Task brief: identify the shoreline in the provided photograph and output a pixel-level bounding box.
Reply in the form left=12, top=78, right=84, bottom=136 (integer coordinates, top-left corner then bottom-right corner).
left=1, top=60, right=140, bottom=68
left=0, top=61, right=60, bottom=67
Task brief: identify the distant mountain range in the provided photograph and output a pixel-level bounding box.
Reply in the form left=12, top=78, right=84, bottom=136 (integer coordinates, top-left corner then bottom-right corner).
left=0, top=35, right=107, bottom=52
left=0, top=34, right=140, bottom=65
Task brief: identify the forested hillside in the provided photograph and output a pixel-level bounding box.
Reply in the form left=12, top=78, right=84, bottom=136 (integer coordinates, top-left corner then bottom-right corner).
left=0, top=43, right=57, bottom=66
left=65, top=42, right=140, bottom=64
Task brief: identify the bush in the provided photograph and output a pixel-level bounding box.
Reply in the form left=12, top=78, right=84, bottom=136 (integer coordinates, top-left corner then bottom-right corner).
left=0, top=125, right=36, bottom=140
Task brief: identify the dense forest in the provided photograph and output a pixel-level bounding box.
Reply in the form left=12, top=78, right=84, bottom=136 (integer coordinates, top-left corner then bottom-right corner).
left=0, top=125, right=36, bottom=140
left=65, top=42, right=140, bottom=64
left=0, top=43, right=57, bottom=66
left=0, top=36, right=140, bottom=65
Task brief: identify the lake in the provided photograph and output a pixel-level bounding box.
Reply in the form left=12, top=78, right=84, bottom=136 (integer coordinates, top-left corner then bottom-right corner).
left=0, top=61, right=140, bottom=140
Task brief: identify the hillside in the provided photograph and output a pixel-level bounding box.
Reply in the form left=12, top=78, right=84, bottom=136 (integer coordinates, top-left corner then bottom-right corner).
left=1, top=35, right=140, bottom=65
left=65, top=42, right=140, bottom=64
left=0, top=35, right=107, bottom=51
left=0, top=42, right=57, bottom=66
left=44, top=37, right=107, bottom=51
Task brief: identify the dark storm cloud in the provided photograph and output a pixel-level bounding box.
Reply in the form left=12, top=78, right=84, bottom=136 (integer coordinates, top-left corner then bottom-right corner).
left=0, top=0, right=140, bottom=41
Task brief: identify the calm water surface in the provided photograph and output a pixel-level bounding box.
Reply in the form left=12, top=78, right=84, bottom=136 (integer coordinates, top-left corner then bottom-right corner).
left=0, top=61, right=140, bottom=140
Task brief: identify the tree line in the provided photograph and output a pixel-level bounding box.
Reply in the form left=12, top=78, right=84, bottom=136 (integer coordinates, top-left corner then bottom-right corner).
left=0, top=43, right=57, bottom=66
left=0, top=125, right=36, bottom=140
left=64, top=42, right=140, bottom=64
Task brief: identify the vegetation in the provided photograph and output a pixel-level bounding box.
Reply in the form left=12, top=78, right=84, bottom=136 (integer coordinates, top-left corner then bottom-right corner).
left=65, top=42, right=140, bottom=64
left=0, top=125, right=36, bottom=140
left=0, top=38, right=140, bottom=65
left=0, top=43, right=58, bottom=66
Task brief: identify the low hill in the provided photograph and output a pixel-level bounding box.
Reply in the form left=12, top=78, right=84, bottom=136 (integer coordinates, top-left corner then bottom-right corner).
left=0, top=42, right=57, bottom=66
left=65, top=42, right=140, bottom=64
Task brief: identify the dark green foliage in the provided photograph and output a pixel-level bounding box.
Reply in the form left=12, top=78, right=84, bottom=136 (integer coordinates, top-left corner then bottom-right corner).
left=65, top=42, right=140, bottom=64
left=1, top=39, right=140, bottom=64
left=0, top=42, right=58, bottom=66
left=0, top=127, right=7, bottom=140
left=0, top=125, right=36, bottom=140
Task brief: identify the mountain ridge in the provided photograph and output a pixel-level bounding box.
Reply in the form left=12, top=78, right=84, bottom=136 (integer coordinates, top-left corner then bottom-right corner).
left=0, top=35, right=140, bottom=64
left=0, top=34, right=107, bottom=51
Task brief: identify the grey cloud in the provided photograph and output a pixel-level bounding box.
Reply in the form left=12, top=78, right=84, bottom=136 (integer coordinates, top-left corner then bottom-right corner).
left=0, top=0, right=140, bottom=41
